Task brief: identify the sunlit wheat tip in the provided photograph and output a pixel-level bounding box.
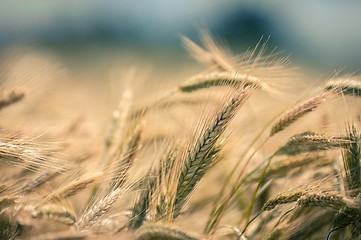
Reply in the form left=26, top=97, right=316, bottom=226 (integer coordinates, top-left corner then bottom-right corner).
left=270, top=93, right=328, bottom=136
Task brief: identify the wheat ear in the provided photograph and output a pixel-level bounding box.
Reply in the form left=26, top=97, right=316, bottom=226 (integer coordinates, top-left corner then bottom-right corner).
left=324, top=78, right=361, bottom=96
left=174, top=90, right=250, bottom=217
left=341, top=124, right=361, bottom=197
left=77, top=188, right=123, bottom=229
left=262, top=191, right=304, bottom=211
left=31, top=204, right=76, bottom=225
left=108, top=123, right=143, bottom=192
left=0, top=136, right=68, bottom=172
left=128, top=189, right=150, bottom=230
left=296, top=192, right=360, bottom=210
left=179, top=71, right=264, bottom=93
left=276, top=131, right=347, bottom=156
left=270, top=93, right=328, bottom=136
left=136, top=225, right=200, bottom=240
left=104, top=89, right=133, bottom=150
left=44, top=172, right=102, bottom=201
left=128, top=147, right=177, bottom=229
left=20, top=171, right=59, bottom=194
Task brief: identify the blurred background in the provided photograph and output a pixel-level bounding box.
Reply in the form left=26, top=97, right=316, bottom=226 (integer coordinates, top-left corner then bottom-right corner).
left=0, top=0, right=361, bottom=80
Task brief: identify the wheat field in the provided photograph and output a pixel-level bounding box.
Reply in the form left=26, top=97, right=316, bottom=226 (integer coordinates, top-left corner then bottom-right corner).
left=1, top=34, right=361, bottom=240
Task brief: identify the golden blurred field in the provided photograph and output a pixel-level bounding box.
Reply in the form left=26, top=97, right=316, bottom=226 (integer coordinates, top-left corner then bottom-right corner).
left=1, top=35, right=361, bottom=240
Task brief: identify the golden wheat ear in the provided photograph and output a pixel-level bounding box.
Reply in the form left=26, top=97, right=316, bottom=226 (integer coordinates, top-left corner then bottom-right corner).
left=131, top=34, right=291, bottom=121
left=173, top=88, right=253, bottom=218
left=341, top=123, right=361, bottom=198
left=296, top=192, right=361, bottom=210
left=31, top=202, right=77, bottom=226
left=324, top=77, right=361, bottom=97
left=135, top=224, right=200, bottom=240
left=128, top=145, right=176, bottom=229
left=106, top=122, right=143, bottom=193
left=0, top=133, right=70, bottom=173
left=270, top=93, right=329, bottom=136
left=183, top=33, right=295, bottom=96
left=77, top=187, right=124, bottom=230
left=275, top=131, right=347, bottom=156
left=178, top=71, right=263, bottom=93
left=43, top=172, right=103, bottom=202
left=18, top=171, right=59, bottom=194
left=104, top=89, right=133, bottom=151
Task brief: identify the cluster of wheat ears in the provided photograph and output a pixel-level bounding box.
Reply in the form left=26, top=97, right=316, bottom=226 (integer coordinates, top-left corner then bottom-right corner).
left=1, top=34, right=361, bottom=240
